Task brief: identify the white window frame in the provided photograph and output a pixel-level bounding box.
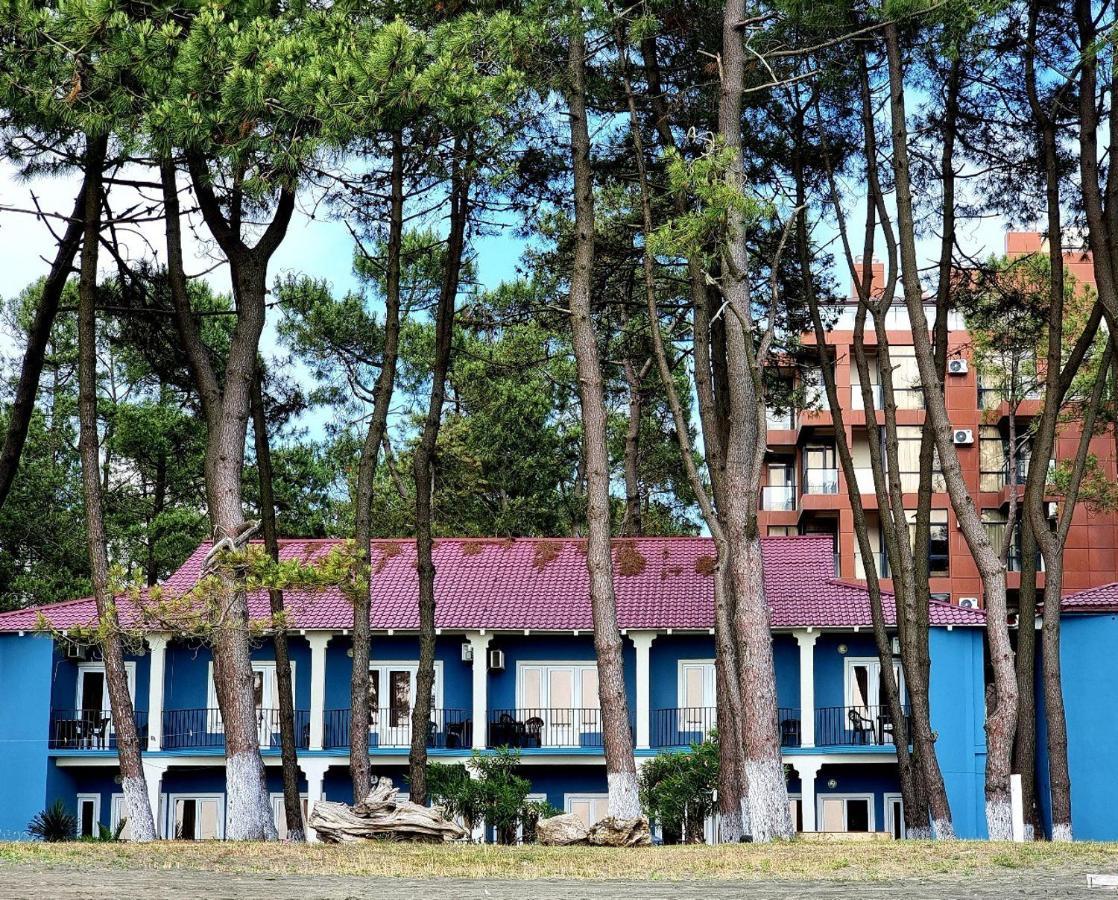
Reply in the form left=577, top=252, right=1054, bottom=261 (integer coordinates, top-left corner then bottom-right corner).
left=787, top=792, right=802, bottom=834
left=817, top=793, right=876, bottom=833
left=74, top=661, right=137, bottom=710
left=366, top=660, right=443, bottom=747
left=884, top=792, right=905, bottom=839
left=270, top=792, right=309, bottom=840
left=166, top=792, right=225, bottom=841
left=515, top=661, right=601, bottom=747
left=844, top=657, right=905, bottom=709
left=564, top=793, right=609, bottom=829
left=111, top=792, right=164, bottom=840
left=676, top=660, right=716, bottom=731
left=75, top=793, right=100, bottom=838
left=206, top=660, right=295, bottom=738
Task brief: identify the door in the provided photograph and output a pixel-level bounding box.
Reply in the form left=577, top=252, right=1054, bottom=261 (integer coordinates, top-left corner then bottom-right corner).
left=678, top=662, right=716, bottom=737
left=819, top=795, right=873, bottom=833
left=207, top=660, right=286, bottom=744
left=75, top=663, right=136, bottom=746
left=845, top=658, right=904, bottom=744
left=567, top=795, right=609, bottom=829
left=884, top=793, right=905, bottom=839
left=518, top=664, right=600, bottom=746
left=172, top=796, right=223, bottom=840
left=367, top=663, right=439, bottom=747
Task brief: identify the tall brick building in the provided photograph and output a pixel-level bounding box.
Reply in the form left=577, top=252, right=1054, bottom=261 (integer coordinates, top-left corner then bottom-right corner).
left=758, top=232, right=1118, bottom=607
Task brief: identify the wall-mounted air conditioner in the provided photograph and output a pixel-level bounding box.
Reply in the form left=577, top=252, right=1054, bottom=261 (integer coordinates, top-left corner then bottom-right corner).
left=461, top=642, right=474, bottom=662
left=953, top=429, right=974, bottom=445
left=957, top=597, right=980, bottom=609
left=64, top=643, right=89, bottom=661
left=947, top=359, right=968, bottom=375
left=488, top=649, right=506, bottom=671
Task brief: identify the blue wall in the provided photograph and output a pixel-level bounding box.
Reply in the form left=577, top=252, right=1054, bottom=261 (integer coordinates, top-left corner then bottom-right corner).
left=928, top=627, right=987, bottom=839
left=0, top=634, right=55, bottom=838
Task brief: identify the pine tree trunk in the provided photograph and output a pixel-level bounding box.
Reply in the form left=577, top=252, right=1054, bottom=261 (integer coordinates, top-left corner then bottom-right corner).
left=350, top=131, right=405, bottom=803
left=251, top=372, right=304, bottom=841
left=408, top=142, right=468, bottom=806
left=566, top=18, right=640, bottom=819
left=76, top=134, right=158, bottom=842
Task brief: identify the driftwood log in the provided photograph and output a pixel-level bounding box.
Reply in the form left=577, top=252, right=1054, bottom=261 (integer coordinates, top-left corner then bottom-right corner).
left=308, top=777, right=468, bottom=843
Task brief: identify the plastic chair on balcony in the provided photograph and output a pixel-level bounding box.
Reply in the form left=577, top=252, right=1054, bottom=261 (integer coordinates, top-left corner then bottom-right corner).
left=847, top=708, right=875, bottom=745
left=523, top=716, right=544, bottom=749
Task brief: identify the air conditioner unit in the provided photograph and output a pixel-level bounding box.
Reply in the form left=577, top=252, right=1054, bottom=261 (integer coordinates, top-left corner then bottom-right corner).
left=461, top=642, right=474, bottom=662
left=891, top=637, right=901, bottom=656
left=64, top=643, right=89, bottom=661
left=1045, top=501, right=1059, bottom=520
left=488, top=649, right=505, bottom=671
left=957, top=597, right=980, bottom=609
left=947, top=359, right=968, bottom=375
left=953, top=429, right=974, bottom=445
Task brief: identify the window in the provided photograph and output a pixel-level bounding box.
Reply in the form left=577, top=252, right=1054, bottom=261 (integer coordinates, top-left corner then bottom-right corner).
left=518, top=663, right=600, bottom=746
left=169, top=795, right=223, bottom=840
left=889, top=348, right=925, bottom=410
left=819, top=795, right=874, bottom=832
left=845, top=657, right=905, bottom=745
left=74, top=662, right=137, bottom=748
left=892, top=426, right=945, bottom=492
left=566, top=794, right=609, bottom=829
left=678, top=661, right=716, bottom=733
left=803, top=445, right=838, bottom=494
left=788, top=795, right=803, bottom=833
left=907, top=509, right=948, bottom=576
left=979, top=426, right=1007, bottom=492
left=884, top=793, right=905, bottom=839
left=367, top=662, right=443, bottom=747
left=763, top=462, right=796, bottom=510
left=76, top=794, right=100, bottom=838
left=768, top=525, right=798, bottom=537
left=270, top=794, right=309, bottom=841
left=207, top=661, right=294, bottom=743
left=110, top=794, right=136, bottom=840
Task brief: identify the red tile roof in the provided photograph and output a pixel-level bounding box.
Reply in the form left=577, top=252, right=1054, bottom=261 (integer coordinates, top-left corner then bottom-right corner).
left=0, top=535, right=986, bottom=633
left=1061, top=581, right=1118, bottom=613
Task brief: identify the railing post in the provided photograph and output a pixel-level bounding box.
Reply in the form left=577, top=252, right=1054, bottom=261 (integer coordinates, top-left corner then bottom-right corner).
left=145, top=633, right=169, bottom=751
left=794, top=629, right=818, bottom=748
left=629, top=631, right=656, bottom=750
left=467, top=632, right=491, bottom=749
left=307, top=632, right=332, bottom=751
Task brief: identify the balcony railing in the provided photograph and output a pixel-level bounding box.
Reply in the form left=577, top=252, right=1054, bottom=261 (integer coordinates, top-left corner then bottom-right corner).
left=854, top=550, right=891, bottom=579
left=49, top=708, right=149, bottom=750
left=650, top=707, right=801, bottom=749
left=814, top=705, right=909, bottom=748
left=487, top=708, right=631, bottom=749
left=322, top=707, right=472, bottom=750
left=161, top=708, right=311, bottom=751
left=761, top=484, right=796, bottom=511
left=803, top=468, right=839, bottom=495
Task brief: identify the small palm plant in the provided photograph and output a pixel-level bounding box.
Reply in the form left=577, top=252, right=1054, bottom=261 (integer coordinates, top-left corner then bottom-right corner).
left=27, top=800, right=76, bottom=842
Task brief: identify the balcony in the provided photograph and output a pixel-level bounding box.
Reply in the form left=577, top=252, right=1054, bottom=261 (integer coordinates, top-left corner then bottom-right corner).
left=162, top=708, right=312, bottom=751
left=762, top=484, right=797, bottom=511
left=486, top=708, right=631, bottom=749
left=650, top=707, right=801, bottom=749
left=854, top=550, right=891, bottom=579
left=814, top=705, right=908, bottom=748
left=322, top=708, right=472, bottom=750
left=802, top=468, right=839, bottom=495
left=49, top=708, right=149, bottom=751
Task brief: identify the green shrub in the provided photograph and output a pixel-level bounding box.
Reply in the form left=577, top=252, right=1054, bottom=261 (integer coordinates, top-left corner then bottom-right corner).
left=28, top=800, right=77, bottom=842
left=639, top=736, right=719, bottom=844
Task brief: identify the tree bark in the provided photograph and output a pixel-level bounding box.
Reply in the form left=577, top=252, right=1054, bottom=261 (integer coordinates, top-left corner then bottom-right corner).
left=408, top=140, right=468, bottom=806
left=0, top=174, right=90, bottom=509
left=163, top=154, right=294, bottom=839
left=883, top=23, right=1016, bottom=839
left=350, top=131, right=405, bottom=803
left=250, top=370, right=304, bottom=842
left=718, top=0, right=792, bottom=842
left=565, top=17, right=640, bottom=819
left=76, top=134, right=158, bottom=842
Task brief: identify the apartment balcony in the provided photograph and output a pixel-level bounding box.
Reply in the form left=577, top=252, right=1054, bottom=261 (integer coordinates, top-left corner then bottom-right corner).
left=322, top=707, right=472, bottom=750
left=161, top=708, right=313, bottom=751
left=802, top=468, right=839, bottom=495
left=762, top=484, right=797, bottom=511
left=486, top=708, right=634, bottom=750
left=649, top=707, right=802, bottom=749
left=48, top=708, right=149, bottom=751
left=854, top=550, right=891, bottom=580
left=814, top=705, right=908, bottom=748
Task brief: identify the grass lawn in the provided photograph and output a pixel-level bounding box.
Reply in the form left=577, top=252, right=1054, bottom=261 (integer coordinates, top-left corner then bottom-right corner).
left=1, top=839, right=1117, bottom=882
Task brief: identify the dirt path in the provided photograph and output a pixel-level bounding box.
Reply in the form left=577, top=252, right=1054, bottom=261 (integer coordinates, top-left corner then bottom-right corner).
left=0, top=863, right=1108, bottom=899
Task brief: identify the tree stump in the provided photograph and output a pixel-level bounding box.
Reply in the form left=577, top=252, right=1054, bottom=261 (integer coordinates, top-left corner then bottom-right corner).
left=308, top=777, right=467, bottom=843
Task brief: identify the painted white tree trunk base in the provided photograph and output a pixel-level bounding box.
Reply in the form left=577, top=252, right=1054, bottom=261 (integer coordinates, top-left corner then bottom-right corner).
left=932, top=817, right=957, bottom=840
left=719, top=808, right=744, bottom=844
left=607, top=771, right=641, bottom=820
left=122, top=775, right=157, bottom=842
left=1022, top=823, right=1035, bottom=842
left=986, top=798, right=1014, bottom=841
left=745, top=759, right=793, bottom=843
left=1051, top=822, right=1073, bottom=842
left=907, top=824, right=933, bottom=840
left=226, top=751, right=278, bottom=840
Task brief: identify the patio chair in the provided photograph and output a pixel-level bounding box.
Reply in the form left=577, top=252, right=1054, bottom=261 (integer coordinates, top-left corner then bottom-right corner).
left=847, top=708, right=875, bottom=745
left=523, top=716, right=544, bottom=749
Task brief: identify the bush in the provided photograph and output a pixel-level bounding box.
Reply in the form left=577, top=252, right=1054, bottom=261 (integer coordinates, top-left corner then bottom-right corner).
left=427, top=747, right=554, bottom=844
left=28, top=800, right=76, bottom=842
left=639, top=737, right=719, bottom=844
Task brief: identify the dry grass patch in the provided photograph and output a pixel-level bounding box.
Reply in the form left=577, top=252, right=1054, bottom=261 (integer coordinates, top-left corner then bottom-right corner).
left=1, top=840, right=1117, bottom=882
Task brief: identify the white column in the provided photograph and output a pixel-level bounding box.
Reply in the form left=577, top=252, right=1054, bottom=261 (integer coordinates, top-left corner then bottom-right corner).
left=629, top=631, right=657, bottom=750
left=299, top=759, right=331, bottom=843
left=467, top=632, right=491, bottom=750
left=794, top=630, right=818, bottom=748
left=145, top=633, right=169, bottom=751
left=307, top=632, right=332, bottom=751
left=794, top=757, right=823, bottom=833
left=141, top=759, right=168, bottom=837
